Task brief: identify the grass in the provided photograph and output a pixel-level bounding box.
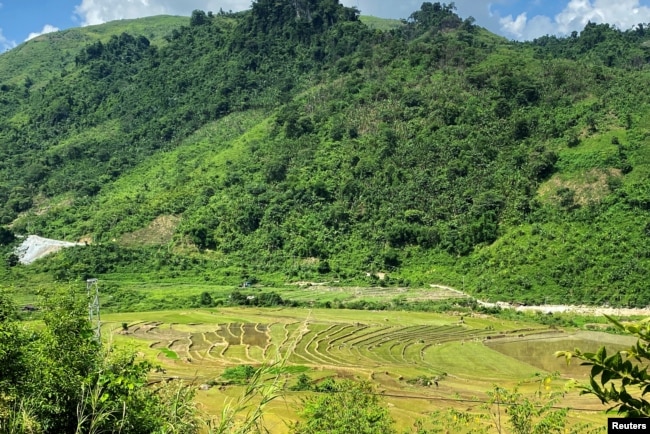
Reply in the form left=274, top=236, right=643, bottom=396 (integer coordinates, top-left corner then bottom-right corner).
left=359, top=16, right=404, bottom=31
left=103, top=309, right=250, bottom=324
left=485, top=332, right=635, bottom=378
left=555, top=129, right=623, bottom=174
left=159, top=347, right=179, bottom=359
left=538, top=168, right=620, bottom=205
left=421, top=341, right=539, bottom=379
left=84, top=110, right=270, bottom=239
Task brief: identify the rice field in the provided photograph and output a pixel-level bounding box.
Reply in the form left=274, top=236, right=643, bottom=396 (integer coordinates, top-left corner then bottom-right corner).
left=281, top=284, right=469, bottom=303
left=117, top=315, right=550, bottom=376
left=102, top=307, right=620, bottom=432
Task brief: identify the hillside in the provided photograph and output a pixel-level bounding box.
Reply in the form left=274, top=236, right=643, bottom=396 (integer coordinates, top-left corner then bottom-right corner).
left=1, top=1, right=650, bottom=307
left=0, top=15, right=187, bottom=89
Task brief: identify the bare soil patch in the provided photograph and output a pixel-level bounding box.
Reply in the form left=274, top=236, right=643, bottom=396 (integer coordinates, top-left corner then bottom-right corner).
left=538, top=168, right=621, bottom=205
left=119, top=215, right=180, bottom=246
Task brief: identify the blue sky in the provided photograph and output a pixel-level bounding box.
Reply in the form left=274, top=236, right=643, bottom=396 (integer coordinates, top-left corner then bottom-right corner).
left=2, top=0, right=650, bottom=52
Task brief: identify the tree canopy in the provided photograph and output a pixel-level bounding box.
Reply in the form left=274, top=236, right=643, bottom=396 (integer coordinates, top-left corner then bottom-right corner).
left=0, top=290, right=200, bottom=433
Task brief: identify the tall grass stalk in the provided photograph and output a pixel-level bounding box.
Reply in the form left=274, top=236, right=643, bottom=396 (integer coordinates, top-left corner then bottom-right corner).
left=206, top=315, right=309, bottom=433
left=75, top=382, right=120, bottom=434
left=1, top=398, right=42, bottom=434
left=156, top=380, right=201, bottom=434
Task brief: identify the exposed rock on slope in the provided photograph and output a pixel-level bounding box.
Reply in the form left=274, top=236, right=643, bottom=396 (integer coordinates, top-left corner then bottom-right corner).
left=14, top=235, right=84, bottom=264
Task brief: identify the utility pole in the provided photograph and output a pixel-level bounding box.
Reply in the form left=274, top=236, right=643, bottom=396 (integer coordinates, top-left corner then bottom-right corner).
left=87, top=278, right=101, bottom=342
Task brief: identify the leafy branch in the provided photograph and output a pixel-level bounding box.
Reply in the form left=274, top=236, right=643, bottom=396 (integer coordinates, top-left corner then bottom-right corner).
left=556, top=315, right=650, bottom=417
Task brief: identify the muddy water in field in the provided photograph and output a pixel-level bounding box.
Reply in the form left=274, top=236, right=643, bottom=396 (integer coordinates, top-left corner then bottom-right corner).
left=241, top=323, right=268, bottom=347
left=189, top=333, right=211, bottom=350
left=203, top=331, right=222, bottom=345
left=485, top=331, right=634, bottom=377
left=216, top=323, right=242, bottom=345
left=214, top=323, right=269, bottom=347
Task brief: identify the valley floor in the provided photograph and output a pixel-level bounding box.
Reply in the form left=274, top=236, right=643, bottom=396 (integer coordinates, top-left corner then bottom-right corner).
left=103, top=307, right=625, bottom=432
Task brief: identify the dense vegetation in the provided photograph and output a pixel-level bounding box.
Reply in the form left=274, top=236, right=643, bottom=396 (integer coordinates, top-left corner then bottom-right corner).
left=1, top=1, right=650, bottom=306
left=0, top=290, right=201, bottom=433
left=0, top=16, right=187, bottom=89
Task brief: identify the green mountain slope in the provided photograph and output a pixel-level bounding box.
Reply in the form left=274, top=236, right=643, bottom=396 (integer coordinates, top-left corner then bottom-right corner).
left=359, top=15, right=403, bottom=31
left=1, top=1, right=649, bottom=307
left=0, top=15, right=187, bottom=88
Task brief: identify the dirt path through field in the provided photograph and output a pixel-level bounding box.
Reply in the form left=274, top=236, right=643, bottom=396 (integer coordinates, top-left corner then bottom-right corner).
left=512, top=304, right=650, bottom=316
left=439, top=284, right=650, bottom=317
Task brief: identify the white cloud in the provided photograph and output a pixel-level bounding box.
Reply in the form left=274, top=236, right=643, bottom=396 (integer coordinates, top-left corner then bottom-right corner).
left=500, top=11, right=528, bottom=37
left=25, top=24, right=60, bottom=41
left=69, top=0, right=650, bottom=41
left=500, top=0, right=650, bottom=40
left=74, top=0, right=252, bottom=26
left=499, top=12, right=556, bottom=40
left=0, top=28, right=16, bottom=52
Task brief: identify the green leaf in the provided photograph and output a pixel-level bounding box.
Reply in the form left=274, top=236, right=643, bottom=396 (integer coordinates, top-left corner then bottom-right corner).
left=591, top=365, right=603, bottom=378
left=602, top=369, right=614, bottom=386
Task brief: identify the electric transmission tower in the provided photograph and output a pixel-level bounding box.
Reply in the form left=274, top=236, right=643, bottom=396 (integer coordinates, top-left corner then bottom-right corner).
left=86, top=278, right=101, bottom=342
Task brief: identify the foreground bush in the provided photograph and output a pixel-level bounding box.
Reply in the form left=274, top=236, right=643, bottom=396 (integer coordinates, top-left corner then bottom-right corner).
left=0, top=289, right=200, bottom=433
left=291, top=380, right=395, bottom=434
left=558, top=316, right=650, bottom=417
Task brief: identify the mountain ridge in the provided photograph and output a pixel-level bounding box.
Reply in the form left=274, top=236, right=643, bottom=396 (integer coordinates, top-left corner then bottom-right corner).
left=0, top=15, right=188, bottom=88
left=1, top=1, right=649, bottom=307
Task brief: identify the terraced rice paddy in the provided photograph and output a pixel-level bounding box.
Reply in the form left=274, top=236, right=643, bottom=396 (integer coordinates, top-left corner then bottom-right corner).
left=104, top=308, right=623, bottom=432
left=485, top=330, right=636, bottom=378
left=122, top=314, right=555, bottom=379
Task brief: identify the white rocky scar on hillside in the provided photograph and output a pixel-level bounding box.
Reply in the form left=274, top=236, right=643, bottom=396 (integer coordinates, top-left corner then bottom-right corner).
left=14, top=235, right=85, bottom=265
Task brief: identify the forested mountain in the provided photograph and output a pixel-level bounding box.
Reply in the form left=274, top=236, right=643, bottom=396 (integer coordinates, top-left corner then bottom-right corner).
left=1, top=1, right=650, bottom=306
left=0, top=15, right=187, bottom=88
